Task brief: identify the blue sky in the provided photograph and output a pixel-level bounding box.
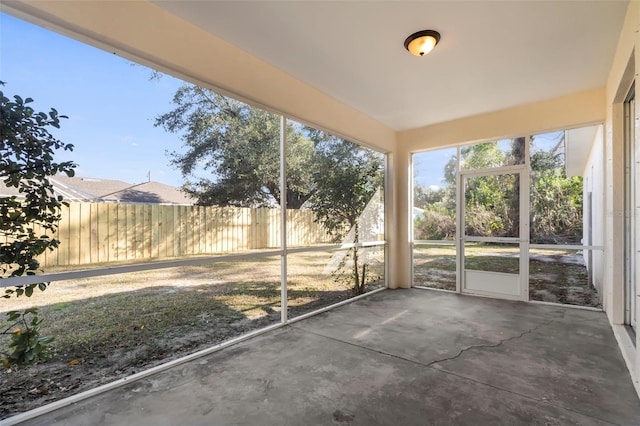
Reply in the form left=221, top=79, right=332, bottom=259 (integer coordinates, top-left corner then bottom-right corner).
left=0, top=13, right=185, bottom=187
left=413, top=148, right=455, bottom=190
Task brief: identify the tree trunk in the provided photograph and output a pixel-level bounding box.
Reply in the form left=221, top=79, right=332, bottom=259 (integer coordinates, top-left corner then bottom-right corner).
left=353, top=246, right=361, bottom=295
left=351, top=222, right=366, bottom=295
left=510, top=137, right=526, bottom=236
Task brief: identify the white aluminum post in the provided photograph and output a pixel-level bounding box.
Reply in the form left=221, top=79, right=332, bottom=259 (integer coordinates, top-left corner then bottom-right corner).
left=280, top=116, right=288, bottom=323
left=520, top=136, right=531, bottom=301
left=408, top=152, right=414, bottom=287
left=384, top=153, right=391, bottom=289
left=456, top=146, right=462, bottom=293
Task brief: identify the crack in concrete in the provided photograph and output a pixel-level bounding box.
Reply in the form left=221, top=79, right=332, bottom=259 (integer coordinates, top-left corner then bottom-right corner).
left=294, top=317, right=553, bottom=372
left=293, top=321, right=623, bottom=425
left=424, top=319, right=553, bottom=368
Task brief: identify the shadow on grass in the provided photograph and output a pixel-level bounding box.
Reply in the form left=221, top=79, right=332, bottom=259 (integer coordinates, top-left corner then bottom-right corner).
left=1, top=282, right=371, bottom=361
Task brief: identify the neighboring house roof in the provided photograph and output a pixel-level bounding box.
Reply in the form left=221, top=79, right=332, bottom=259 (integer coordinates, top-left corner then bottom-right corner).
left=100, top=181, right=193, bottom=205
left=51, top=175, right=131, bottom=200
left=0, top=176, right=194, bottom=205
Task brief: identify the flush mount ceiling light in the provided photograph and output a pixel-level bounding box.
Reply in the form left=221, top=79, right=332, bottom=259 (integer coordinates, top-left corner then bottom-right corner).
left=404, top=30, right=441, bottom=57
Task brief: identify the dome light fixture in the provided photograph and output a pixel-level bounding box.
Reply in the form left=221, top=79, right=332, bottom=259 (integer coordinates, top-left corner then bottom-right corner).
left=404, top=30, right=441, bottom=57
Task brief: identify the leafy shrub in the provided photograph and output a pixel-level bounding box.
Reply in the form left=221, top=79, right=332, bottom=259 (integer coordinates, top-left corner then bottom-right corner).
left=414, top=207, right=455, bottom=240
left=531, top=171, right=583, bottom=243
left=464, top=205, right=507, bottom=237
left=1, top=82, right=75, bottom=367
left=2, top=309, right=53, bottom=368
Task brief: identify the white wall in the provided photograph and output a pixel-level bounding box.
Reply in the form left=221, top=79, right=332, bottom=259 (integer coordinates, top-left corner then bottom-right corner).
left=582, top=125, right=606, bottom=298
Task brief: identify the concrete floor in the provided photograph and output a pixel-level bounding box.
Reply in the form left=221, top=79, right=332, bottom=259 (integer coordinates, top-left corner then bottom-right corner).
left=19, top=289, right=640, bottom=425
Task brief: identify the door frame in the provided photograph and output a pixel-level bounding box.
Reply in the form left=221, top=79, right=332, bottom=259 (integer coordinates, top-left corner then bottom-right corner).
left=623, top=81, right=637, bottom=330
left=456, top=164, right=530, bottom=301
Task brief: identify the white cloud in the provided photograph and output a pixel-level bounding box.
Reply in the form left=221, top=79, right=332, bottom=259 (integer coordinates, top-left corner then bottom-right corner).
left=120, top=135, right=139, bottom=147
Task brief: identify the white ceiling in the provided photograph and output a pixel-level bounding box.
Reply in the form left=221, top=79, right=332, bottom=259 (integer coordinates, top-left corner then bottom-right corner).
left=153, top=1, right=628, bottom=132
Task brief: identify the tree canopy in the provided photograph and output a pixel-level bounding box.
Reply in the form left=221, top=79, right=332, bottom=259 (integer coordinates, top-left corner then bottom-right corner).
left=155, top=85, right=315, bottom=208
left=306, top=130, right=384, bottom=241
left=0, top=83, right=76, bottom=292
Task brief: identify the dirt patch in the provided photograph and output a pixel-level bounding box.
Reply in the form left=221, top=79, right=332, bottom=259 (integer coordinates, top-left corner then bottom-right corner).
left=1, top=312, right=280, bottom=420
left=529, top=252, right=600, bottom=308
left=414, top=268, right=456, bottom=291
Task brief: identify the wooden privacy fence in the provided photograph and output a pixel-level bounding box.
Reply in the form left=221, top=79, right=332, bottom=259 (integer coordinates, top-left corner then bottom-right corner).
left=25, top=203, right=331, bottom=267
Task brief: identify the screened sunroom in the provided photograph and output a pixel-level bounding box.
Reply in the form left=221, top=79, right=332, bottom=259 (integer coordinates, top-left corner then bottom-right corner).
left=0, top=1, right=639, bottom=424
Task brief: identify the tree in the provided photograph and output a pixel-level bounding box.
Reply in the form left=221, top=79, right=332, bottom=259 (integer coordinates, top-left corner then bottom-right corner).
left=414, top=185, right=446, bottom=208
left=0, top=82, right=76, bottom=366
left=155, top=84, right=315, bottom=208
left=157, top=83, right=385, bottom=295
left=306, top=130, right=384, bottom=295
